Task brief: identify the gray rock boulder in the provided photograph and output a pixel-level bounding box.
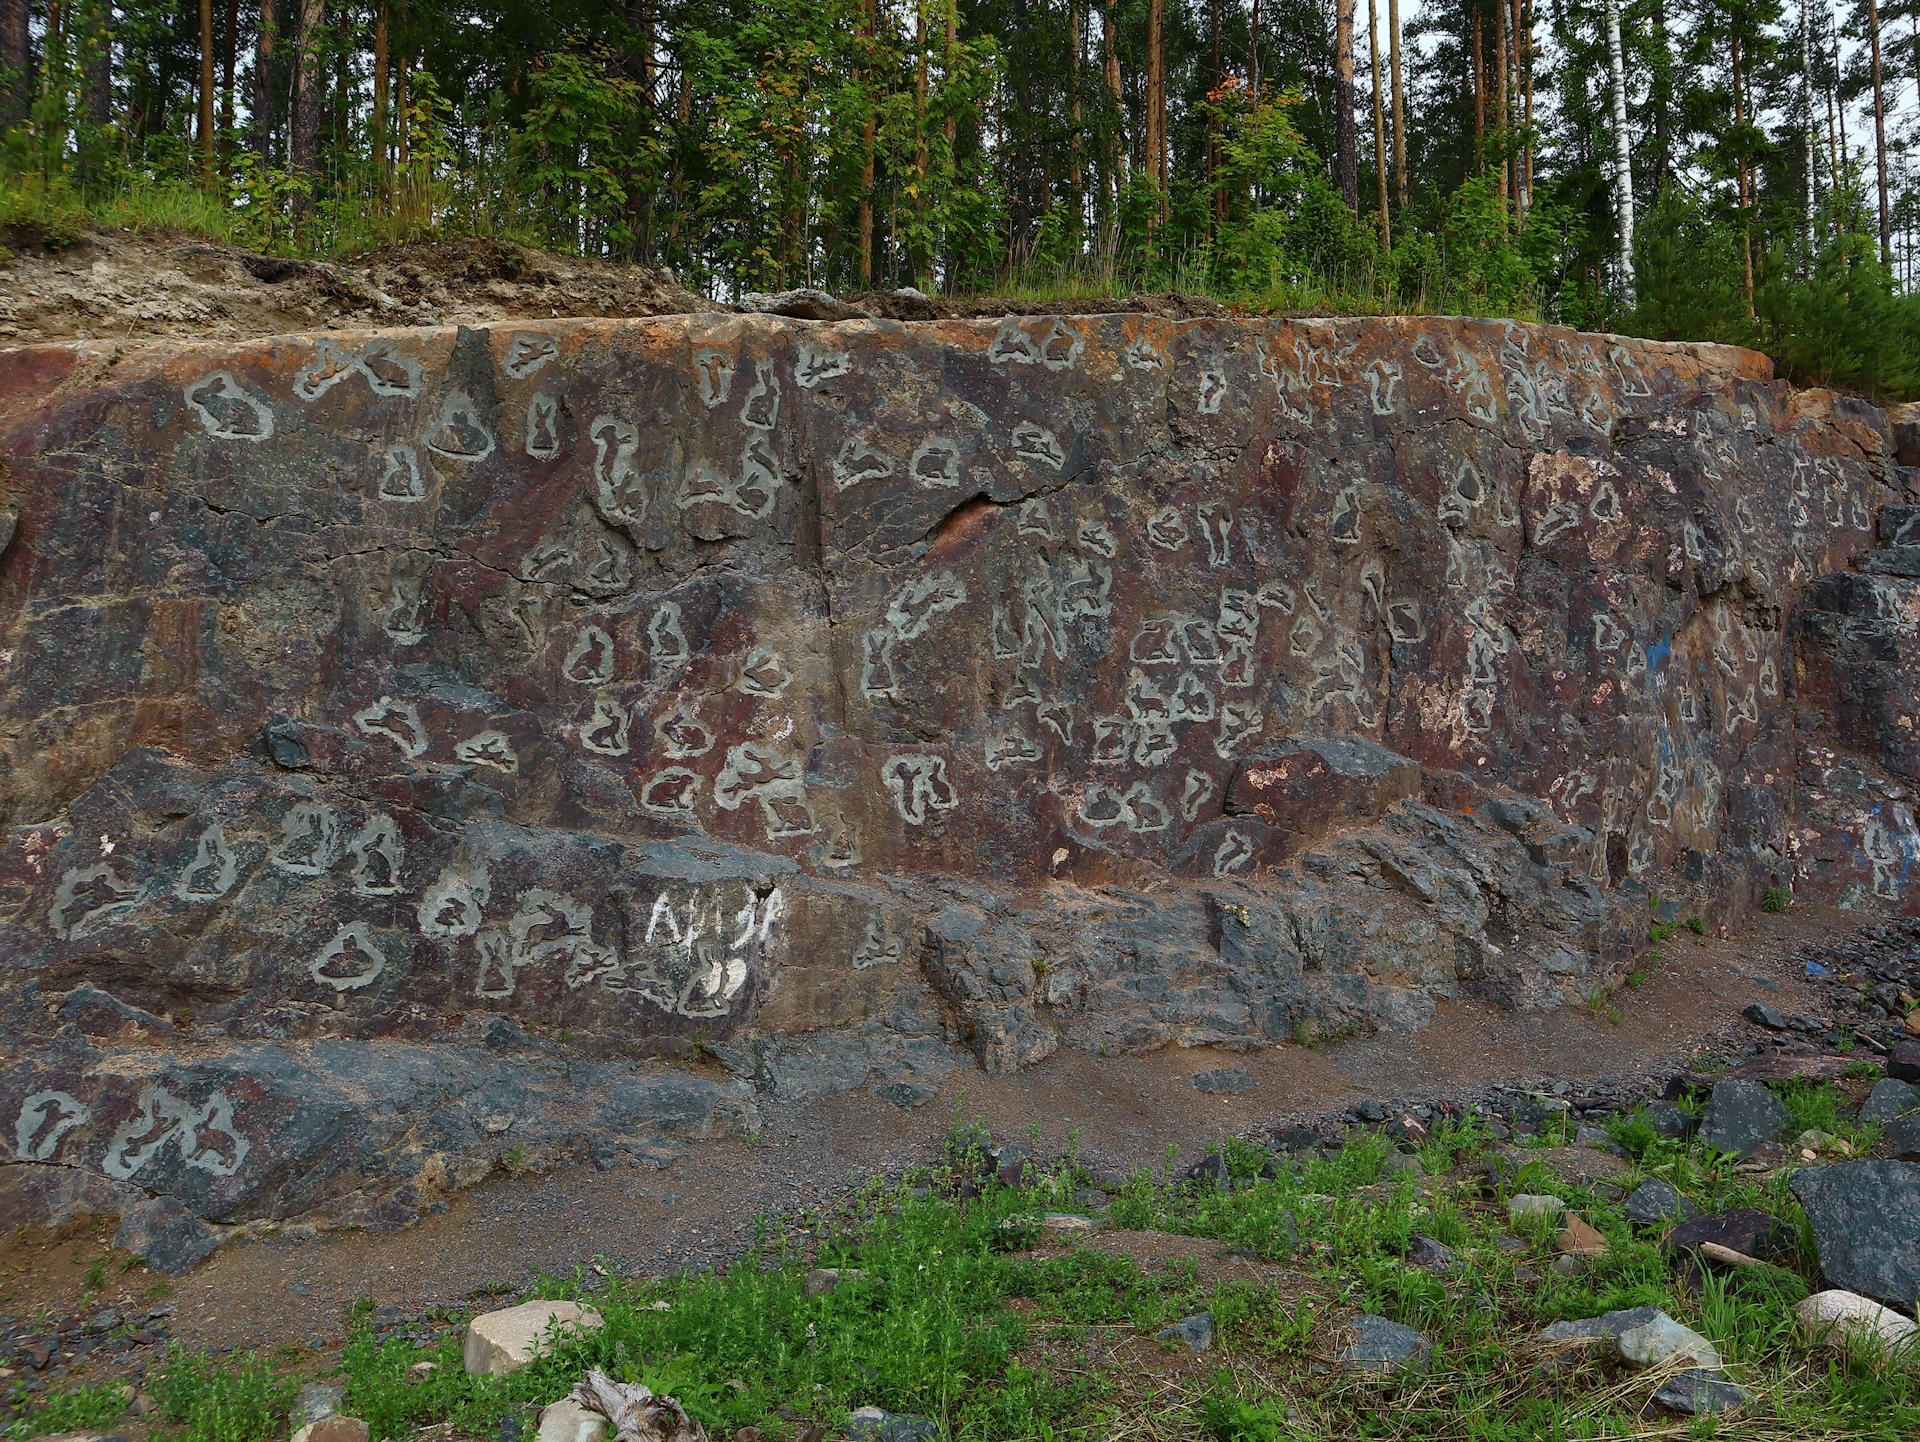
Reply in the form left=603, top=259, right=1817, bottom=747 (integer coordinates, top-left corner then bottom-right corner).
left=113, top=1196, right=220, bottom=1276
left=1335, top=1314, right=1431, bottom=1374
left=1697, top=1080, right=1791, bottom=1158
left=1862, top=1078, right=1920, bottom=1124
left=1191, top=1067, right=1255, bottom=1094
left=1790, top=1160, right=1920, bottom=1306
left=1623, top=1178, right=1699, bottom=1226
left=1154, top=1312, right=1215, bottom=1351
left=846, top=1407, right=937, bottom=1442
left=1885, top=1113, right=1920, bottom=1162
left=738, top=288, right=872, bottom=322
left=1642, top=1101, right=1701, bottom=1141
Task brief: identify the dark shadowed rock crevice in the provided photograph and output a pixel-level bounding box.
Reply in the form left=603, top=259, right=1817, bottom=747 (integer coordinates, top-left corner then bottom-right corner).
left=1, top=310, right=1918, bottom=1244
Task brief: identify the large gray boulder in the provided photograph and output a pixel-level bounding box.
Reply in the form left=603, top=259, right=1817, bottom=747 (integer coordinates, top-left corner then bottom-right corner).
left=1790, top=1160, right=1920, bottom=1307
left=1696, top=1080, right=1791, bottom=1158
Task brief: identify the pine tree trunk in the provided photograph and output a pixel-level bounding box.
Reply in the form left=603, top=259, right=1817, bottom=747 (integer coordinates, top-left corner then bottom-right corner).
left=1494, top=0, right=1508, bottom=218
left=1604, top=0, right=1634, bottom=302
left=199, top=0, right=217, bottom=182
left=1147, top=0, right=1166, bottom=225
left=1070, top=4, right=1084, bottom=232
left=1734, top=35, right=1753, bottom=311
left=1869, top=0, right=1891, bottom=264
left=1512, top=0, right=1529, bottom=217
left=373, top=4, right=388, bottom=198
left=858, top=0, right=876, bottom=286
left=0, top=0, right=29, bottom=128
left=219, top=0, right=238, bottom=159
left=1368, top=0, right=1390, bottom=249
left=83, top=0, right=110, bottom=128
left=255, top=0, right=275, bottom=166
left=1388, top=0, right=1406, bottom=206
left=1471, top=4, right=1484, bottom=168
left=1102, top=0, right=1123, bottom=242
left=291, top=0, right=325, bottom=214
left=1335, top=0, right=1358, bottom=209
left=914, top=0, right=930, bottom=283
left=1803, top=1, right=1817, bottom=238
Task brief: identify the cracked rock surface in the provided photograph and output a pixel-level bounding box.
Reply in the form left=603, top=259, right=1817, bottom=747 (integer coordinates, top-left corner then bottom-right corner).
left=2, top=310, right=1918, bottom=1244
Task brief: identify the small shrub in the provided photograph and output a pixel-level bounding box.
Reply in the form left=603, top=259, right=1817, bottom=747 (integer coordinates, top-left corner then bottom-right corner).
left=1762, top=885, right=1792, bottom=913
left=1685, top=915, right=1707, bottom=935
left=7, top=1382, right=129, bottom=1439
left=150, top=1346, right=296, bottom=1442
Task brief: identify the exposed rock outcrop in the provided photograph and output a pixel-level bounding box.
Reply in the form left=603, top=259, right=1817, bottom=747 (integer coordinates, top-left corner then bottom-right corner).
left=0, top=310, right=1914, bottom=1243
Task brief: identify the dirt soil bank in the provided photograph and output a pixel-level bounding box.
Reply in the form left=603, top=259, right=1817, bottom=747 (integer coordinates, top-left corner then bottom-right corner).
left=2, top=904, right=1891, bottom=1373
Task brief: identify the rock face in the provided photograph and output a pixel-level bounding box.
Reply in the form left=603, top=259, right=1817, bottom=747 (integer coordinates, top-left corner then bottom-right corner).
left=1, top=311, right=1917, bottom=1240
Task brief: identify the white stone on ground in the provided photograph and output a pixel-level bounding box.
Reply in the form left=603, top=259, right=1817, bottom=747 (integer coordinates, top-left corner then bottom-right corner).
left=463, top=1299, right=605, bottom=1377
left=1796, top=1289, right=1920, bottom=1354
left=538, top=1397, right=613, bottom=1442
left=1506, top=1194, right=1565, bottom=1224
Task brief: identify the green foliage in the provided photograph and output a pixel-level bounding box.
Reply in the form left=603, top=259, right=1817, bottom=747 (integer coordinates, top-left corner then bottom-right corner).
left=1762, top=886, right=1793, bottom=913
left=149, top=1345, right=297, bottom=1442
left=6, top=1382, right=129, bottom=1440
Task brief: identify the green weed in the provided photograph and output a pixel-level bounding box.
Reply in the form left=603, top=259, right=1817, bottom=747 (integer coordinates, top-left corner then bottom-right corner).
left=6, top=1381, right=128, bottom=1439
left=150, top=1346, right=296, bottom=1442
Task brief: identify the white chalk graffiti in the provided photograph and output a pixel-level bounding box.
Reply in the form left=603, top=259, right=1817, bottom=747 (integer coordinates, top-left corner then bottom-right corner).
left=15, top=1091, right=90, bottom=1161
left=185, top=372, right=275, bottom=441
left=1146, top=506, right=1188, bottom=550
left=1125, top=334, right=1165, bottom=371
left=1365, top=359, right=1403, bottom=415
left=312, top=922, right=387, bottom=991
left=1180, top=769, right=1216, bottom=821
left=354, top=697, right=428, bottom=758
left=889, top=572, right=968, bottom=640
left=883, top=753, right=959, bottom=825
left=1198, top=366, right=1229, bottom=414
left=985, top=725, right=1043, bottom=770
left=590, top=416, right=645, bottom=523
left=525, top=395, right=561, bottom=461
left=103, top=1084, right=249, bottom=1180
left=852, top=915, right=904, bottom=969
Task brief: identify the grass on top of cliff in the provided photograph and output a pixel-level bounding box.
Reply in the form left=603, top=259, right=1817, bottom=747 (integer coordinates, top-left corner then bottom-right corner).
left=8, top=1091, right=1916, bottom=1442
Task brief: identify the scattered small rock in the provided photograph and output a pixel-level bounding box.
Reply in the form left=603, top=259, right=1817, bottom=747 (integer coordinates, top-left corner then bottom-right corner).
left=1666, top=1209, right=1791, bottom=1265
left=737, top=288, right=871, bottom=322
left=1334, top=1314, right=1431, bottom=1374
left=804, top=1268, right=863, bottom=1297
left=1624, top=1178, right=1699, bottom=1226
left=1191, top=1067, right=1255, bottom=1094
left=1743, top=1002, right=1788, bottom=1030
left=1884, top=1113, right=1920, bottom=1161
left=292, top=1382, right=348, bottom=1429
left=1155, top=1313, right=1215, bottom=1351
left=1886, top=1040, right=1920, bottom=1083
left=1650, top=1369, right=1750, bottom=1415
left=1642, top=1101, right=1700, bottom=1141
left=1506, top=1194, right=1565, bottom=1225
left=291, top=1419, right=372, bottom=1442
left=1040, top=1214, right=1097, bottom=1233
left=1556, top=1214, right=1609, bottom=1258
left=1618, top=1313, right=1722, bottom=1370
left=1407, top=1235, right=1455, bottom=1271
left=463, top=1300, right=604, bottom=1378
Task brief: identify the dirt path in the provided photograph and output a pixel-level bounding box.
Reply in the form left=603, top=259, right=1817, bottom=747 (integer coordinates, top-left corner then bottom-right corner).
left=5, top=904, right=1866, bottom=1371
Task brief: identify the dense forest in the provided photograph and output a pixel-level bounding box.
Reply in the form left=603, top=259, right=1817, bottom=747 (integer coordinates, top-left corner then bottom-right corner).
left=4, top=0, right=1920, bottom=392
